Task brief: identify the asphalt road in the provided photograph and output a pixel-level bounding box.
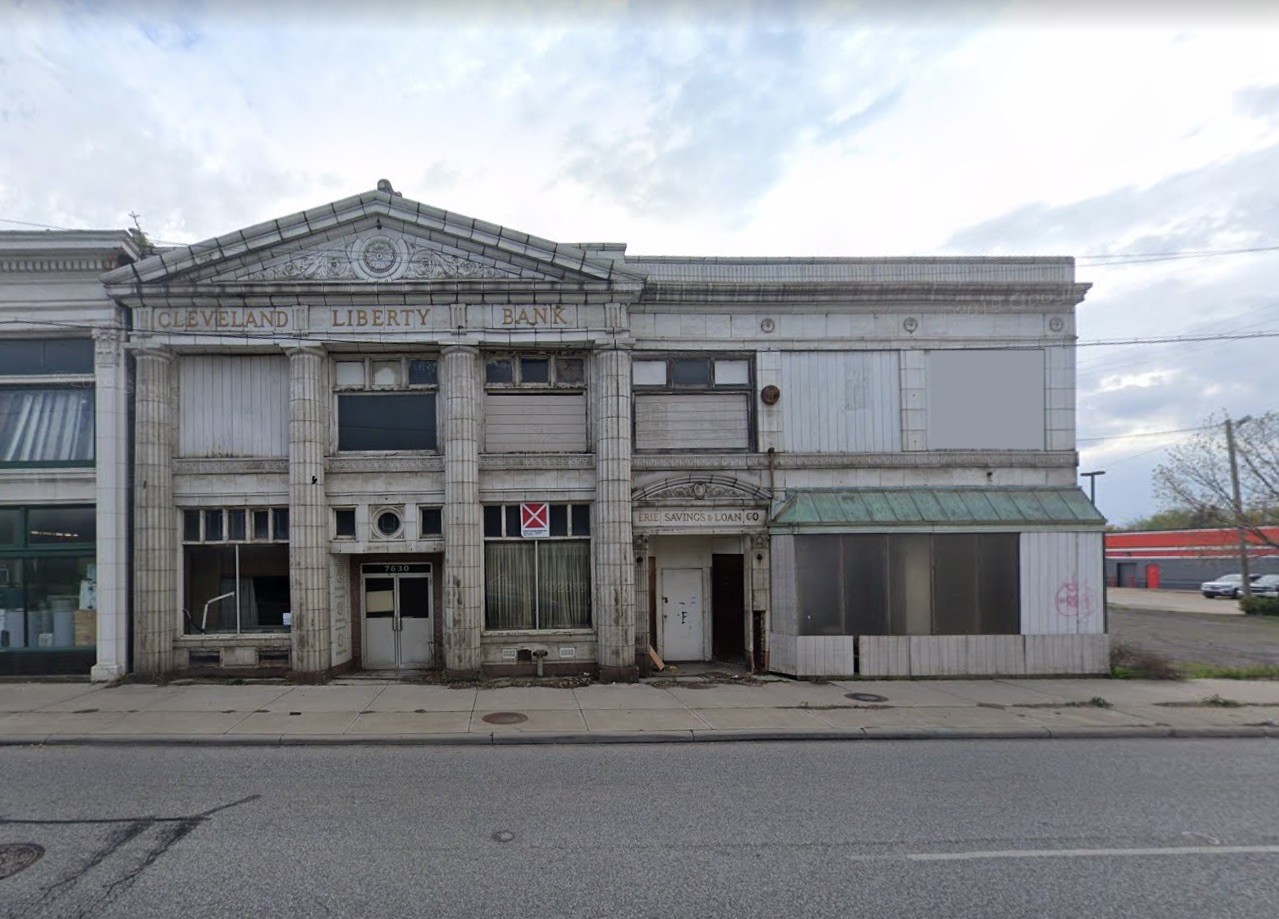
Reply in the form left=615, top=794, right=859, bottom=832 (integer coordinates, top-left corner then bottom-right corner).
left=1, top=740, right=1277, bottom=918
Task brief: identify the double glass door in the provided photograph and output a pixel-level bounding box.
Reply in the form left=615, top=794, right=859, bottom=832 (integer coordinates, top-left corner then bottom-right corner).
left=361, top=563, right=433, bottom=669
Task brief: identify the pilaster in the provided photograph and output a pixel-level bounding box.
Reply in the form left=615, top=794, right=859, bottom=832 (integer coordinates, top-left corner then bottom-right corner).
left=286, top=345, right=330, bottom=673
left=91, top=328, right=128, bottom=681
left=441, top=345, right=482, bottom=672
left=749, top=531, right=771, bottom=672
left=132, top=348, right=177, bottom=674
left=593, top=345, right=636, bottom=681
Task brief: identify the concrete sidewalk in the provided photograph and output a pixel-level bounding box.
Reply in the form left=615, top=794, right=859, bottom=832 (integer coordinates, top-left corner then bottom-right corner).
left=1, top=675, right=1278, bottom=746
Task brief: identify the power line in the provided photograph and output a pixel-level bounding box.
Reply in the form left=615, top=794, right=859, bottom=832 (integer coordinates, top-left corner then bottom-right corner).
left=7, top=316, right=1279, bottom=351
left=1077, top=425, right=1211, bottom=445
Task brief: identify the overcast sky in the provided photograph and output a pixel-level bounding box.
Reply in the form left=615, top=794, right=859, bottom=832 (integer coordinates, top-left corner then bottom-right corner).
left=3, top=0, right=1278, bottom=525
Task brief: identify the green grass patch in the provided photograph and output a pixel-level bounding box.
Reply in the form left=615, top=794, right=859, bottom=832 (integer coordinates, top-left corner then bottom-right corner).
left=1110, top=643, right=1183, bottom=680
left=1174, top=662, right=1279, bottom=680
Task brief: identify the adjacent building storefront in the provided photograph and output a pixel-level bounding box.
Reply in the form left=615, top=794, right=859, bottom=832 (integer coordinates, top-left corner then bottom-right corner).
left=0, top=232, right=138, bottom=677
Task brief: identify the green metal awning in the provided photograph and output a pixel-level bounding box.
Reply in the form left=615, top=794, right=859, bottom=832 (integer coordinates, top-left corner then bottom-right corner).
left=772, top=487, right=1105, bottom=528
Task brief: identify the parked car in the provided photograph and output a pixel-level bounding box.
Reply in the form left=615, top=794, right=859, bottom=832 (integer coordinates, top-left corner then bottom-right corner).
left=1200, top=573, right=1262, bottom=599
left=1248, top=575, right=1279, bottom=598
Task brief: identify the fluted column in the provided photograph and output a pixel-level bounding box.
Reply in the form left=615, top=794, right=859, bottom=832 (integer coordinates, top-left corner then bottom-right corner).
left=287, top=345, right=330, bottom=674
left=133, top=348, right=177, bottom=674
left=593, top=346, right=636, bottom=681
left=441, top=345, right=482, bottom=672
left=91, top=328, right=128, bottom=681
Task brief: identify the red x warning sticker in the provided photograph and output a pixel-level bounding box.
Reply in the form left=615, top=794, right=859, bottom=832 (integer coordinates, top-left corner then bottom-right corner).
left=520, top=502, right=549, bottom=538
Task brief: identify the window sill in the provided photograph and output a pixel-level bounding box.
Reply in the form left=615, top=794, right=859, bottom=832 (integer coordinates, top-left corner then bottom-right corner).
left=176, top=633, right=292, bottom=648
left=483, top=628, right=595, bottom=639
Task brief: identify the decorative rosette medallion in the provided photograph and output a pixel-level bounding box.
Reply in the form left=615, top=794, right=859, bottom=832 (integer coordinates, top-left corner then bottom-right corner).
left=351, top=235, right=409, bottom=280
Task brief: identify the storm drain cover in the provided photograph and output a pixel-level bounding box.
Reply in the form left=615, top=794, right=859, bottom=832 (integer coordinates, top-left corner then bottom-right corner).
left=846, top=692, right=888, bottom=703
left=0, top=843, right=44, bottom=880
left=482, top=712, right=529, bottom=725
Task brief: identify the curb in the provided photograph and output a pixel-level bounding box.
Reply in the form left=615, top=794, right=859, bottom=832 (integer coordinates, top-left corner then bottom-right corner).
left=0, top=726, right=1275, bottom=747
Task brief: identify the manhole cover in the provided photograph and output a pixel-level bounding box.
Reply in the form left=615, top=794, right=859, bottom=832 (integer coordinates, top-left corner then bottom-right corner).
left=482, top=712, right=529, bottom=725
left=846, top=692, right=888, bottom=703
left=0, top=843, right=44, bottom=880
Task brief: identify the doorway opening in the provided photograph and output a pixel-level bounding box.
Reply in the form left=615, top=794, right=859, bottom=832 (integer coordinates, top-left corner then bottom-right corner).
left=361, top=562, right=434, bottom=670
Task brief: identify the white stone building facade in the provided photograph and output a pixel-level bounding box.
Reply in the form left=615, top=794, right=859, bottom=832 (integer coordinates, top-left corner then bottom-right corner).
left=83, top=184, right=1105, bottom=680
left=0, top=231, right=140, bottom=678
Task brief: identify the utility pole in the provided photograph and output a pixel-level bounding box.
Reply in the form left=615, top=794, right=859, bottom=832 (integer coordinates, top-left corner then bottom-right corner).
left=1081, top=470, right=1105, bottom=505
left=1225, top=416, right=1252, bottom=598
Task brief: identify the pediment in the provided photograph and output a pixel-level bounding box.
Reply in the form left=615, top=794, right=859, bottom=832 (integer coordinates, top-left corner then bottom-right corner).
left=633, top=474, right=772, bottom=505
left=103, top=187, right=645, bottom=289
left=202, top=224, right=534, bottom=283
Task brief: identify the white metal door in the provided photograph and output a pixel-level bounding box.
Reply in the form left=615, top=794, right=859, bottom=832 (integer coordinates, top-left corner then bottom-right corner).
left=397, top=574, right=434, bottom=668
left=361, top=564, right=434, bottom=669
left=661, top=568, right=705, bottom=661
left=362, top=575, right=397, bottom=669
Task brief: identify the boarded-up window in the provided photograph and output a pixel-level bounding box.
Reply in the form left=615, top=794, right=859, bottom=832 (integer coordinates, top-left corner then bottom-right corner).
left=779, top=351, right=901, bottom=452
left=484, top=393, right=587, bottom=453
left=928, top=350, right=1045, bottom=450
left=179, top=355, right=289, bottom=458
left=634, top=393, right=750, bottom=451
left=796, top=533, right=1019, bottom=636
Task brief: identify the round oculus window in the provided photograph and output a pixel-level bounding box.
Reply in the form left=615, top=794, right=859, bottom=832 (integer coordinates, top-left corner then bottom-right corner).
left=375, top=510, right=402, bottom=537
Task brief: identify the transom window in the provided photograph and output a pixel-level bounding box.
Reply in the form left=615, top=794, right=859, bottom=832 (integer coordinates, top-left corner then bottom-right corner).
left=632, top=356, right=750, bottom=389
left=182, top=507, right=289, bottom=544
left=0, top=339, right=94, bottom=376
left=485, top=354, right=585, bottom=388
left=334, top=356, right=437, bottom=390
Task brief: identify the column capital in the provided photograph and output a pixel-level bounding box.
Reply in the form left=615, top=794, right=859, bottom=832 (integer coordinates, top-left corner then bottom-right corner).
left=282, top=343, right=327, bottom=358
left=132, top=346, right=173, bottom=364
left=441, top=343, right=480, bottom=358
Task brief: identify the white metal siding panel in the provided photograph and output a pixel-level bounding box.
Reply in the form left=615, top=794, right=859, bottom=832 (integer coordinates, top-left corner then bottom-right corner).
left=779, top=351, right=901, bottom=452
left=795, top=636, right=856, bottom=676
left=770, top=634, right=797, bottom=675
left=1020, top=532, right=1105, bottom=635
left=635, top=393, right=749, bottom=451
left=484, top=393, right=587, bottom=453
left=859, top=636, right=911, bottom=677
left=178, top=355, right=289, bottom=458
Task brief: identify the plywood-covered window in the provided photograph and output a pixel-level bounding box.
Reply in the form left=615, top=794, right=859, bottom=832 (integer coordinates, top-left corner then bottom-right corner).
left=483, top=353, right=587, bottom=453
left=779, top=351, right=901, bottom=452
left=632, top=355, right=751, bottom=452
left=179, top=355, right=289, bottom=458
left=796, top=533, right=1019, bottom=636
left=927, top=350, right=1045, bottom=450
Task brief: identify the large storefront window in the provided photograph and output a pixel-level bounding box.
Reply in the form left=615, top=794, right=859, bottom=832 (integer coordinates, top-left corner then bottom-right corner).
left=796, top=533, right=1020, bottom=637
left=183, top=506, right=290, bottom=633
left=484, top=503, right=591, bottom=630
left=0, top=506, right=96, bottom=657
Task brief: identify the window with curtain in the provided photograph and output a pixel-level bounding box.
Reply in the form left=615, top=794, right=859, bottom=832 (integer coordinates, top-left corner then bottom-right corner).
left=483, top=503, right=591, bottom=630
left=0, top=388, right=95, bottom=464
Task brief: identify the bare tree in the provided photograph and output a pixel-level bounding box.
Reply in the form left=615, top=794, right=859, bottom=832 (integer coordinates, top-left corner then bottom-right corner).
left=1153, top=412, right=1279, bottom=549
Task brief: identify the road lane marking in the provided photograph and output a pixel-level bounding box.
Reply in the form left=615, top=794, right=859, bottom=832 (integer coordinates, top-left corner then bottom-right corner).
left=907, top=845, right=1279, bottom=862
